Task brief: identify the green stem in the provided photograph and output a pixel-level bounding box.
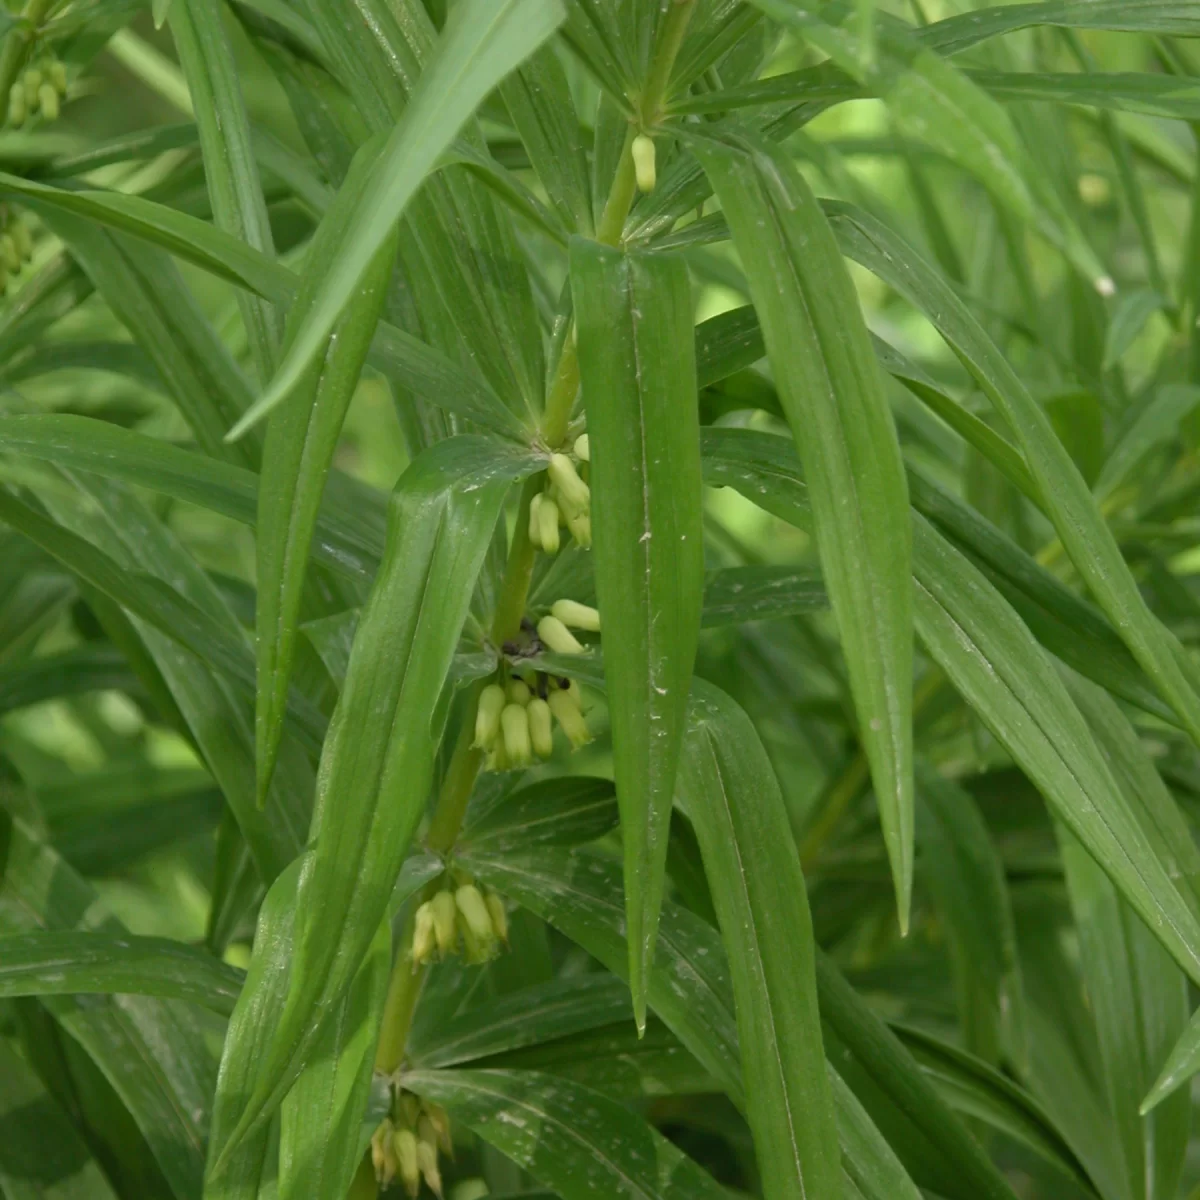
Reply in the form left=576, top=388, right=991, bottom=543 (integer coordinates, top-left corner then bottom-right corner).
left=374, top=913, right=425, bottom=1073
left=639, top=0, right=698, bottom=124
left=0, top=0, right=54, bottom=104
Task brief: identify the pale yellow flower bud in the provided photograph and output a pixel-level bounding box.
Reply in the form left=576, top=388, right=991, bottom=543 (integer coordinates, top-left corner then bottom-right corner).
left=527, top=697, right=554, bottom=759
left=431, top=890, right=458, bottom=956
left=38, top=83, right=58, bottom=122
left=473, top=683, right=506, bottom=749
left=548, top=687, right=591, bottom=749
left=417, top=1136, right=443, bottom=1197
left=411, top=901, right=437, bottom=965
left=507, top=679, right=531, bottom=706
left=632, top=133, right=657, bottom=192
left=423, top=1103, right=453, bottom=1155
left=547, top=453, right=590, bottom=517
left=550, top=599, right=601, bottom=632
left=538, top=615, right=584, bottom=655
left=538, top=495, right=560, bottom=554
left=455, top=884, right=494, bottom=942
left=566, top=509, right=592, bottom=548
left=49, top=60, right=66, bottom=96
left=371, top=1119, right=395, bottom=1185
left=501, top=703, right=532, bottom=767
left=392, top=1127, right=420, bottom=1197
left=23, top=68, right=41, bottom=111
left=485, top=891, right=509, bottom=943
left=573, top=433, right=590, bottom=462
left=528, top=492, right=544, bottom=549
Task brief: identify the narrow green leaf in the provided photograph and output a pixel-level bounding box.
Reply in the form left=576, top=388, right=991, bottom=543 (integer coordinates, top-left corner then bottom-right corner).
left=221, top=437, right=510, bottom=1156
left=572, top=240, right=705, bottom=1029
left=171, top=0, right=281, bottom=381
left=702, top=566, right=827, bottom=627
left=1095, top=385, right=1200, bottom=500
left=278, top=917, right=391, bottom=1200
left=0, top=932, right=243, bottom=1015
left=256, top=135, right=397, bottom=804
left=0, top=1038, right=121, bottom=1200
left=405, top=1069, right=729, bottom=1199
left=696, top=133, right=915, bottom=931
left=828, top=201, right=1200, bottom=750
left=240, top=0, right=565, bottom=438
left=459, top=777, right=618, bottom=853
left=831, top=1070, right=924, bottom=1200
left=676, top=683, right=842, bottom=1200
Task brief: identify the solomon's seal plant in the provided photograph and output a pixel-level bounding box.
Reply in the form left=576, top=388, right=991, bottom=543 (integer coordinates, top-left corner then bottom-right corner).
left=4, top=1, right=1200, bottom=1199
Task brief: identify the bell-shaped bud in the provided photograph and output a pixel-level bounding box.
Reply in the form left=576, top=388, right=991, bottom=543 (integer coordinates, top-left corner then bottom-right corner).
left=565, top=509, right=592, bottom=548
left=507, top=679, right=531, bottom=706
left=528, top=492, right=544, bottom=549
left=417, top=1136, right=443, bottom=1198
left=527, top=697, right=554, bottom=759
left=538, top=615, right=584, bottom=655
left=38, top=83, right=58, bottom=122
left=547, top=453, right=590, bottom=517
left=537, top=495, right=560, bottom=554
left=371, top=1119, right=396, bottom=1185
left=455, top=884, right=494, bottom=942
left=423, top=1103, right=453, bottom=1155
left=474, top=683, right=506, bottom=750
left=501, top=702, right=532, bottom=767
left=431, top=889, right=458, bottom=956
left=411, top=901, right=437, bottom=965
left=632, top=133, right=657, bottom=192
left=392, top=1127, right=421, bottom=1198
left=8, top=84, right=25, bottom=127
left=49, top=60, right=66, bottom=96
left=23, top=68, right=41, bottom=110
left=549, top=688, right=591, bottom=750
left=485, top=891, right=509, bottom=943
left=573, top=433, right=590, bottom=462
left=550, top=599, right=601, bottom=632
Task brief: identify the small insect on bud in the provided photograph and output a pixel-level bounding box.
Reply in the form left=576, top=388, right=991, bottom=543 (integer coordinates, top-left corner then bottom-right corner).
left=0, top=235, right=18, bottom=273
left=507, top=679, right=531, bottom=706
left=23, top=68, right=42, bottom=111
left=48, top=60, right=67, bottom=96
left=549, top=687, right=591, bottom=750
left=573, top=433, right=590, bottom=462
left=566, top=509, right=592, bottom=549
left=411, top=901, right=437, bottom=965
left=547, top=453, right=590, bottom=517
left=501, top=703, right=532, bottom=767
left=632, top=133, right=657, bottom=193
left=528, top=492, right=544, bottom=549
left=431, top=889, right=458, bottom=956
left=537, top=494, right=560, bottom=555
left=538, top=615, right=585, bottom=656
left=473, top=683, right=506, bottom=750
left=8, top=84, right=25, bottom=127
left=392, top=1127, right=421, bottom=1198
left=12, top=220, right=32, bottom=261
left=485, top=891, right=509, bottom=943
left=550, top=599, right=601, bottom=632
left=38, top=83, right=58, bottom=122
left=527, top=697, right=554, bottom=759
left=417, top=1136, right=443, bottom=1198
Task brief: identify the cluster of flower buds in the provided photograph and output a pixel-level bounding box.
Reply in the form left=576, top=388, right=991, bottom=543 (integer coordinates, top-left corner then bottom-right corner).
left=411, top=880, right=509, bottom=968
left=8, top=58, right=67, bottom=127
left=529, top=437, right=591, bottom=553
left=371, top=1096, right=452, bottom=1197
left=0, top=208, right=33, bottom=292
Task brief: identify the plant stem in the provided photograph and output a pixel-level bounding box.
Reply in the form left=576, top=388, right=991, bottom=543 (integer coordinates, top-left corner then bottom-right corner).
left=374, top=912, right=424, bottom=1073
left=0, top=0, right=54, bottom=104
left=640, top=0, right=698, bottom=124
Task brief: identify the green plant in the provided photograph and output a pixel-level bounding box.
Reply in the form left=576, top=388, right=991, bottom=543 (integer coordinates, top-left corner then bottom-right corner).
left=4, top=0, right=1200, bottom=1196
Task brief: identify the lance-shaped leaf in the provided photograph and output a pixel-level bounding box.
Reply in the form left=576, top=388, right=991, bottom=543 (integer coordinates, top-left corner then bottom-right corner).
left=571, top=240, right=705, bottom=1029
left=675, top=682, right=842, bottom=1200
left=695, top=133, right=915, bottom=930
left=256, top=136, right=397, bottom=805
left=236, top=0, right=566, bottom=437
left=405, top=1069, right=729, bottom=1200
left=220, top=437, right=512, bottom=1158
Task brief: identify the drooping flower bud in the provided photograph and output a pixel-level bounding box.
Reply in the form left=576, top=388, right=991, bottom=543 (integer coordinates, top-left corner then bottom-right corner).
left=23, top=68, right=41, bottom=111
left=392, top=1127, right=421, bottom=1198
left=565, top=509, right=592, bottom=548
left=411, top=901, right=437, bottom=965
left=8, top=84, right=25, bottom=127
left=537, top=494, right=560, bottom=554
left=473, top=683, right=506, bottom=749
left=507, top=679, right=531, bottom=706
left=371, top=1119, right=396, bottom=1185
left=422, top=1102, right=453, bottom=1155
left=417, top=1136, right=443, bottom=1198
left=485, top=891, right=509, bottom=943
left=547, top=453, right=590, bottom=517
left=550, top=599, right=601, bottom=632
left=38, top=83, right=58, bottom=122
left=527, top=697, right=554, bottom=759
left=431, top=889, right=458, bottom=956
left=501, top=703, right=532, bottom=768
left=538, top=615, right=584, bottom=655
left=573, top=433, right=590, bottom=462
left=549, top=687, right=591, bottom=750
left=528, top=492, right=544, bottom=549
left=48, top=60, right=66, bottom=96
left=456, top=884, right=497, bottom=963
left=632, top=133, right=657, bottom=192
